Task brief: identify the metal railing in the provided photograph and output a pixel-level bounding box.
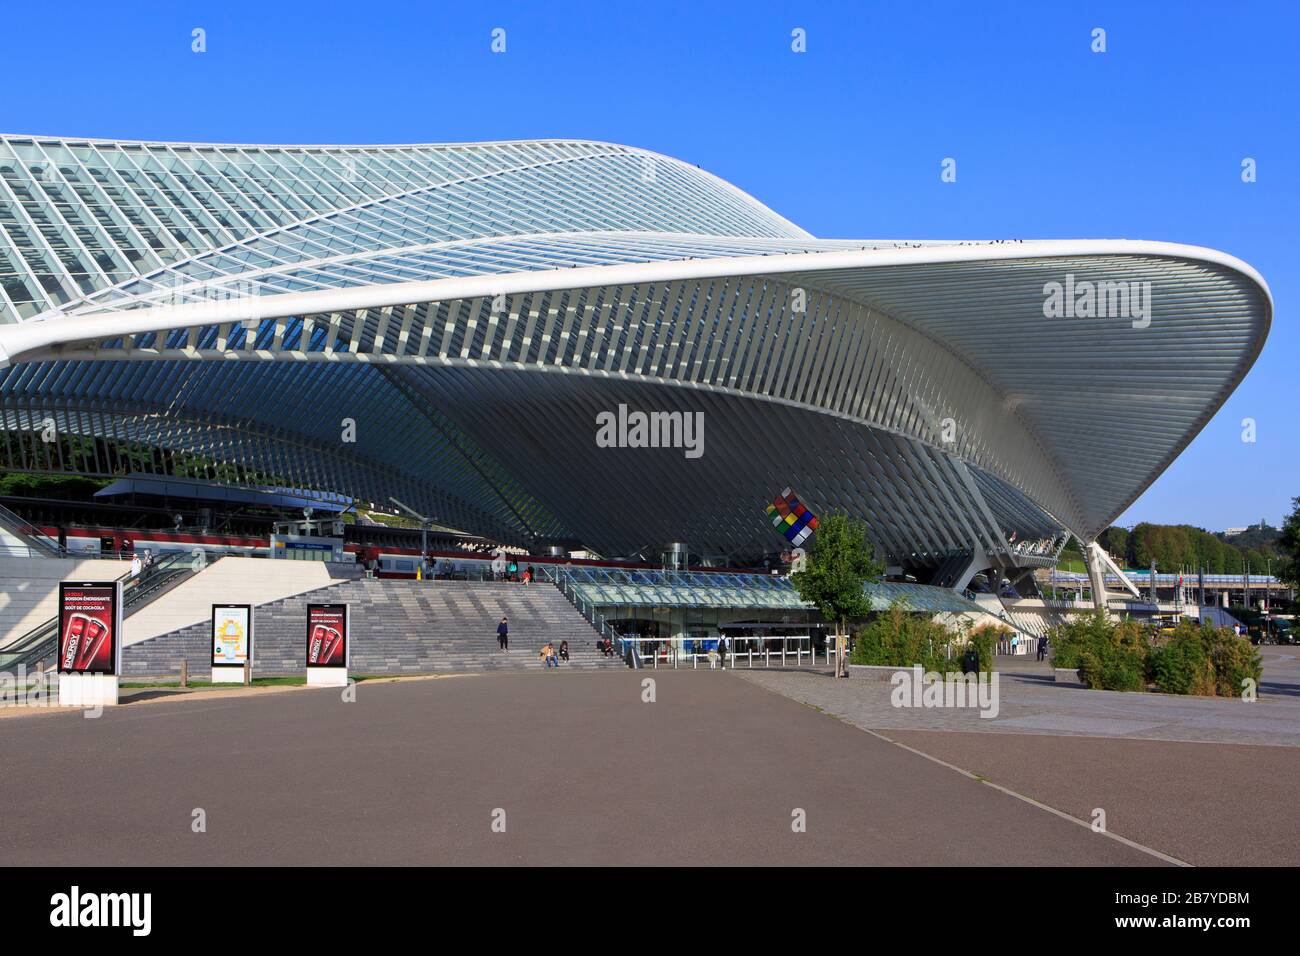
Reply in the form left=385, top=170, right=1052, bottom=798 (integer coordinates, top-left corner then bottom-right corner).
left=616, top=634, right=845, bottom=669
left=547, top=566, right=634, bottom=665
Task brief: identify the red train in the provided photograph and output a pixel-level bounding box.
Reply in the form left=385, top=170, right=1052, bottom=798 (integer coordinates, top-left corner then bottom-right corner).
left=34, top=523, right=762, bottom=578
left=44, top=525, right=270, bottom=559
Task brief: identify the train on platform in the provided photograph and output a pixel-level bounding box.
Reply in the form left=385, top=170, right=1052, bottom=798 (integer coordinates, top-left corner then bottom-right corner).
left=28, top=523, right=639, bottom=577
left=354, top=547, right=664, bottom=580
left=39, top=524, right=272, bottom=559
left=27, top=521, right=758, bottom=578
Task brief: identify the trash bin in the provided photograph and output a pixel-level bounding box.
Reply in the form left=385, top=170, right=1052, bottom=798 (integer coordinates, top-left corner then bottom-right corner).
left=961, top=647, right=980, bottom=675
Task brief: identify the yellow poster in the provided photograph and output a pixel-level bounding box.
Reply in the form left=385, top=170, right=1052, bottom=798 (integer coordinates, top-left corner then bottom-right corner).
left=212, top=605, right=251, bottom=665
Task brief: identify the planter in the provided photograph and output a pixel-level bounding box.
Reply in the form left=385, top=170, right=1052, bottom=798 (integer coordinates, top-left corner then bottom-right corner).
left=848, top=664, right=912, bottom=682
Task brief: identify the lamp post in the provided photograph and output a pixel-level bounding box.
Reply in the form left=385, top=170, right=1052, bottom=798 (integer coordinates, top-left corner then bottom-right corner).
left=1265, top=557, right=1272, bottom=641
left=389, top=497, right=431, bottom=576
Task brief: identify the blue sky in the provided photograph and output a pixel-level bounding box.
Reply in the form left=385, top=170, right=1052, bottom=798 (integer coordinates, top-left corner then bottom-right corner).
left=2, top=1, right=1295, bottom=531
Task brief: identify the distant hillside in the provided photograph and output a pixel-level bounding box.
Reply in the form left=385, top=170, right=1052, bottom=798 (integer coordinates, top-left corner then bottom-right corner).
left=1217, top=523, right=1280, bottom=552
left=1094, top=522, right=1279, bottom=575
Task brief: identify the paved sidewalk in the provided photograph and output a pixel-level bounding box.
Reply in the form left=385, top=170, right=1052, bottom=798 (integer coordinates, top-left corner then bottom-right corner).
left=733, top=655, right=1300, bottom=747
left=735, top=655, right=1300, bottom=866
left=879, top=729, right=1300, bottom=866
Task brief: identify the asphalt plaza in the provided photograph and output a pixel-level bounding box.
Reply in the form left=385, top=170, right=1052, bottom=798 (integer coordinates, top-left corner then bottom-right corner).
left=0, top=669, right=1183, bottom=866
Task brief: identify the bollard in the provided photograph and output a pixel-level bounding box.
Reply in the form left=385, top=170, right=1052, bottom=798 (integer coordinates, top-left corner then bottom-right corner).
left=180, top=659, right=188, bottom=689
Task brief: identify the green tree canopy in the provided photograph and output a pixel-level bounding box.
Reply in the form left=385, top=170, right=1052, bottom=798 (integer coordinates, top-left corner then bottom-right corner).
left=1279, top=497, right=1300, bottom=586
left=790, top=512, right=883, bottom=676
left=1101, top=521, right=1278, bottom=575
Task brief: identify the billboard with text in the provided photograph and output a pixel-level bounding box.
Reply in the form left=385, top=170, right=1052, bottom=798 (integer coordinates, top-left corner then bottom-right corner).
left=306, top=604, right=349, bottom=668
left=57, top=582, right=122, bottom=675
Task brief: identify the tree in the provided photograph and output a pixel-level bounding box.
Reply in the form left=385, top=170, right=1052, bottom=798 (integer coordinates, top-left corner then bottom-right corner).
left=1129, top=523, right=1155, bottom=568
left=1279, top=497, right=1300, bottom=587
left=1099, top=526, right=1129, bottom=563
left=790, top=512, right=883, bottom=678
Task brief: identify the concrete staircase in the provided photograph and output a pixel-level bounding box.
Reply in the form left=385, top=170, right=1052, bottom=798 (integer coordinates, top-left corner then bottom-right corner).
left=123, top=579, right=620, bottom=677
left=1001, top=602, right=1067, bottom=639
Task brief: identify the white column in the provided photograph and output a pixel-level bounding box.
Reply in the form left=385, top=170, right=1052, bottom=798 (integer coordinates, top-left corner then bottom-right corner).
left=1083, top=541, right=1110, bottom=611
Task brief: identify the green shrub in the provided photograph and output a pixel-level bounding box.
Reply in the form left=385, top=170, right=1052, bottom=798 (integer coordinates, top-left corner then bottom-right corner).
left=1052, top=612, right=1148, bottom=691
left=964, top=622, right=1003, bottom=674
left=1047, top=611, right=1106, bottom=671
left=1149, top=624, right=1215, bottom=695
left=850, top=605, right=1007, bottom=674
left=1057, top=615, right=1265, bottom=697
left=1205, top=626, right=1263, bottom=697
left=851, top=602, right=960, bottom=673
left=1147, top=620, right=1262, bottom=697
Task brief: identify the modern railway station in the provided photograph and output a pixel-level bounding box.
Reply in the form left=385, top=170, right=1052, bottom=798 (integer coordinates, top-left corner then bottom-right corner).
left=2, top=0, right=1298, bottom=914
left=0, top=134, right=1277, bottom=679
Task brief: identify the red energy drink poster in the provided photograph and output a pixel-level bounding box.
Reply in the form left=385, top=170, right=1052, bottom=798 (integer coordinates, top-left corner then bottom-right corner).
left=306, top=604, right=348, bottom=668
left=58, top=582, right=121, bottom=675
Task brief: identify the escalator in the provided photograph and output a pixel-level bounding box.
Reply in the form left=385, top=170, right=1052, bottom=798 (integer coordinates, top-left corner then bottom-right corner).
left=0, top=551, right=217, bottom=671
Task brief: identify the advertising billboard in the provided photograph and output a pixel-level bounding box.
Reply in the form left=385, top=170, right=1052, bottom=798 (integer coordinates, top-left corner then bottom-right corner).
left=57, top=581, right=122, bottom=675
left=306, top=604, right=349, bottom=668
left=211, top=604, right=253, bottom=668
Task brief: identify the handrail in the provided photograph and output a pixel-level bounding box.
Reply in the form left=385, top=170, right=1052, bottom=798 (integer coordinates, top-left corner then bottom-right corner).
left=615, top=634, right=831, bottom=670
left=547, top=566, right=632, bottom=666
left=0, top=563, right=135, bottom=656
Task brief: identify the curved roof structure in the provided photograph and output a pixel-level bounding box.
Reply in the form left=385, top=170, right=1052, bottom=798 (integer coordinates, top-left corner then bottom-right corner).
left=0, top=135, right=1272, bottom=566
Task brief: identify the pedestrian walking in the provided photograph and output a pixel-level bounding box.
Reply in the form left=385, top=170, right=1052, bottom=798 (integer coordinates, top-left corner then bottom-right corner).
left=1036, top=635, right=1048, bottom=662
left=497, top=616, right=509, bottom=651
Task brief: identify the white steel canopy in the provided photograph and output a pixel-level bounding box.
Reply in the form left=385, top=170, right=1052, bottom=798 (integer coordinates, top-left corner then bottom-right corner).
left=0, top=136, right=1271, bottom=565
